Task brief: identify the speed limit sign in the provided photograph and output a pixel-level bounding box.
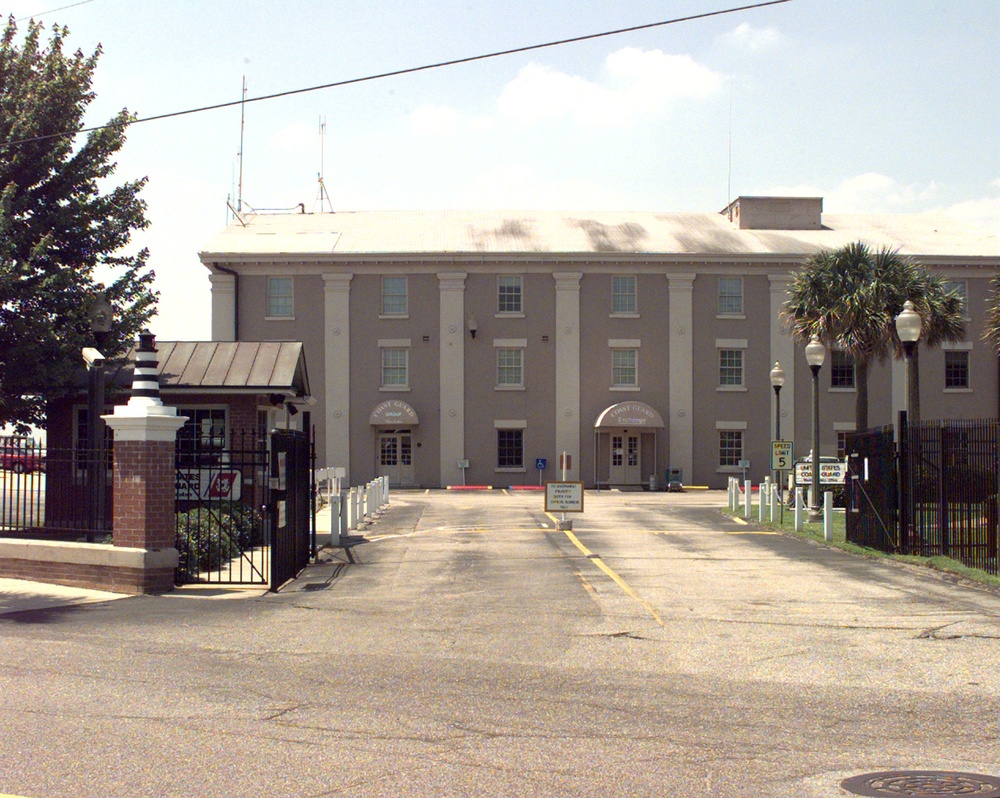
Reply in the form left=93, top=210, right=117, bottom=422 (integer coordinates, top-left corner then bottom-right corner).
left=771, top=440, right=794, bottom=470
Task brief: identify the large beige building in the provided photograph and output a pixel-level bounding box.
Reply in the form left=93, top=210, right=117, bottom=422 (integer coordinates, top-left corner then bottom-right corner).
left=200, top=196, right=999, bottom=489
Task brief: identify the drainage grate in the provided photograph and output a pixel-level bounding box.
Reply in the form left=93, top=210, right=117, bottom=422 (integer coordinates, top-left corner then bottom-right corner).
left=841, top=771, right=1000, bottom=797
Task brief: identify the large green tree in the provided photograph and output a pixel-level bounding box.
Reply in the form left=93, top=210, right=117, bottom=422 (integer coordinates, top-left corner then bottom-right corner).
left=0, top=16, right=156, bottom=430
left=782, top=241, right=965, bottom=429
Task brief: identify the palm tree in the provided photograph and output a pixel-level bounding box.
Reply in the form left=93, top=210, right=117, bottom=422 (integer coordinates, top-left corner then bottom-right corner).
left=984, top=274, right=1000, bottom=354
left=782, top=242, right=965, bottom=429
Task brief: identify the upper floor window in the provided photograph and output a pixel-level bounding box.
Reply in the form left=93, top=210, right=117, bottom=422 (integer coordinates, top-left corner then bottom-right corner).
left=945, top=350, right=970, bottom=389
left=830, top=350, right=856, bottom=389
left=498, top=275, right=523, bottom=314
left=381, top=348, right=409, bottom=389
left=381, top=276, right=408, bottom=316
left=719, top=349, right=744, bottom=387
left=612, top=275, right=637, bottom=314
left=496, top=348, right=524, bottom=388
left=267, top=277, right=293, bottom=318
left=718, top=276, right=743, bottom=315
left=942, top=280, right=969, bottom=317
left=611, top=348, right=637, bottom=387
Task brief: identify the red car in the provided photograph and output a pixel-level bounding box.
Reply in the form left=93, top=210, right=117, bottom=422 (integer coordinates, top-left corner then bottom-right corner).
left=0, top=437, right=45, bottom=473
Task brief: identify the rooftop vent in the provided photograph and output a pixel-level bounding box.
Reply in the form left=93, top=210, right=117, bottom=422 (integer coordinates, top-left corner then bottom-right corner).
left=722, top=196, right=823, bottom=230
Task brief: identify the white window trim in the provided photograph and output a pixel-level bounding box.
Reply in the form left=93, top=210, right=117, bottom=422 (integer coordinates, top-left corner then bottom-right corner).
left=717, top=342, right=746, bottom=391
left=495, top=422, right=526, bottom=473
left=715, top=422, right=746, bottom=473
left=717, top=276, right=745, bottom=317
left=943, top=349, right=973, bottom=393
left=380, top=276, right=408, bottom=317
left=610, top=346, right=639, bottom=389
left=495, top=345, right=525, bottom=390
left=611, top=275, right=638, bottom=316
left=497, top=275, right=524, bottom=316
left=380, top=346, right=410, bottom=392
left=266, top=276, right=295, bottom=320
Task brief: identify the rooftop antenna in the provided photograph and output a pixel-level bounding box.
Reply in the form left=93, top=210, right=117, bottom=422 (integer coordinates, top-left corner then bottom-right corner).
left=316, top=116, right=333, bottom=212
left=237, top=76, right=247, bottom=213
left=726, top=76, right=733, bottom=216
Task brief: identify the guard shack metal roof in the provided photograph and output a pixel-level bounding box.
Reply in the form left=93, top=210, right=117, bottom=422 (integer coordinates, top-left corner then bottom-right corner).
left=110, top=341, right=310, bottom=399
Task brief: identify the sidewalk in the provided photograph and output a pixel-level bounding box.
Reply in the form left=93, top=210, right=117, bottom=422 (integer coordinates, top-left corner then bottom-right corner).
left=0, top=576, right=129, bottom=616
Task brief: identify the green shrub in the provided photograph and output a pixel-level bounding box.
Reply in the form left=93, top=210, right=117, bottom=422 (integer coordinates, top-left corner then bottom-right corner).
left=175, top=508, right=243, bottom=579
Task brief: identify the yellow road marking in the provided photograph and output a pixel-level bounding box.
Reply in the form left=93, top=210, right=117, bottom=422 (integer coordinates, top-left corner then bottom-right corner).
left=548, top=516, right=663, bottom=627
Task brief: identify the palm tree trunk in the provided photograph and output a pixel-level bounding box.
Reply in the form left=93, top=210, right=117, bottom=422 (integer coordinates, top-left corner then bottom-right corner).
left=855, top=359, right=869, bottom=431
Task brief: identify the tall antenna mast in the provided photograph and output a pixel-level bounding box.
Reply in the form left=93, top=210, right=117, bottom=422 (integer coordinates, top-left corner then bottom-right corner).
left=316, top=116, right=333, bottom=212
left=237, top=76, right=247, bottom=212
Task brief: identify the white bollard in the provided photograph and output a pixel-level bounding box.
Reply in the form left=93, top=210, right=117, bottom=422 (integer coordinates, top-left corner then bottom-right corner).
left=744, top=479, right=752, bottom=519
left=770, top=484, right=778, bottom=523
left=824, top=491, right=833, bottom=542
left=330, top=494, right=342, bottom=547
left=729, top=477, right=737, bottom=511
left=794, top=487, right=804, bottom=532
left=758, top=484, right=765, bottom=522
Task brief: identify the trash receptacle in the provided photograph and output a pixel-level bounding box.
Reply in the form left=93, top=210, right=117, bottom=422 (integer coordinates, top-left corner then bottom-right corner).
left=649, top=474, right=658, bottom=491
left=665, top=468, right=683, bottom=492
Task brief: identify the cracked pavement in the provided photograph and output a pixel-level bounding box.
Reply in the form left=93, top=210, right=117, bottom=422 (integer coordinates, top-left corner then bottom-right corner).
left=1, top=490, right=998, bottom=797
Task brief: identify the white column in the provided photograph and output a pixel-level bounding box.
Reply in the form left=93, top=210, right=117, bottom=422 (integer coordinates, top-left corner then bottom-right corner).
left=439, top=273, right=467, bottom=487
left=553, top=272, right=582, bottom=480
left=209, top=272, right=236, bottom=341
left=323, top=273, right=353, bottom=481
left=667, top=273, right=695, bottom=482
left=769, top=273, right=796, bottom=442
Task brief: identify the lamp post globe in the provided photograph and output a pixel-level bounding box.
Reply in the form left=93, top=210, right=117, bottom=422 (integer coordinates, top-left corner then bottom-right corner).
left=895, top=300, right=923, bottom=422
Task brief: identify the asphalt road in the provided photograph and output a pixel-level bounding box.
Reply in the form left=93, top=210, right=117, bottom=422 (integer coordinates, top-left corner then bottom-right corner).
left=1, top=490, right=998, bottom=797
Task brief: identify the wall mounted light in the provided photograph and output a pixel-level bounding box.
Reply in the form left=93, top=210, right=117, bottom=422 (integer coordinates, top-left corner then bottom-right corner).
left=468, top=315, right=478, bottom=339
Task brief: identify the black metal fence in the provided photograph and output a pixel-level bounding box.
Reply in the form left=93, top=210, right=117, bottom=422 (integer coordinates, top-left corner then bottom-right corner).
left=0, top=438, right=112, bottom=539
left=846, top=417, right=999, bottom=576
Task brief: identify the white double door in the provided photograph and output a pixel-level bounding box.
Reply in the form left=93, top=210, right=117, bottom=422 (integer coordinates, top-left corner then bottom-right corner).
left=378, top=431, right=414, bottom=486
left=609, top=433, right=641, bottom=484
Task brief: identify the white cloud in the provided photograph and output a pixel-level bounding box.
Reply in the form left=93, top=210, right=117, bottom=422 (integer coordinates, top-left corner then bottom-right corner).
left=716, top=22, right=783, bottom=52
left=496, top=47, right=722, bottom=127
left=409, top=104, right=495, bottom=136
left=269, top=122, right=315, bottom=152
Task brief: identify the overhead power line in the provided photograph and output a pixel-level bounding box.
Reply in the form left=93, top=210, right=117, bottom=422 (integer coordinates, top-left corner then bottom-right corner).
left=3, top=0, right=791, bottom=149
left=15, top=0, right=98, bottom=22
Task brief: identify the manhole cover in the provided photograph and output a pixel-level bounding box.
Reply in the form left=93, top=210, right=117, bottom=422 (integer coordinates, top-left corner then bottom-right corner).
left=841, top=771, right=1000, bottom=797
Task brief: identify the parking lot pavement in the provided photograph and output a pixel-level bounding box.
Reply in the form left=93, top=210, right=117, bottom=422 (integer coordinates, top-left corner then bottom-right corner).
left=0, top=577, right=128, bottom=617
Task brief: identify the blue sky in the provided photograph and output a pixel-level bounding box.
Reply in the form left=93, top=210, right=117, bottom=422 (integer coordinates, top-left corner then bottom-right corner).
left=7, top=0, right=999, bottom=340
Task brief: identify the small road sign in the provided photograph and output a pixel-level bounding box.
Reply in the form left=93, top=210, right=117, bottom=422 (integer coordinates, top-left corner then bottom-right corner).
left=545, top=481, right=584, bottom=513
left=535, top=458, right=547, bottom=471
left=771, top=440, right=794, bottom=471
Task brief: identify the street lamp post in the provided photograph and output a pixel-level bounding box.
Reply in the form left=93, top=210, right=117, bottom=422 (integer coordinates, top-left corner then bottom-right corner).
left=85, top=292, right=113, bottom=542
left=805, top=336, right=826, bottom=522
left=769, top=361, right=785, bottom=514
left=895, top=299, right=923, bottom=423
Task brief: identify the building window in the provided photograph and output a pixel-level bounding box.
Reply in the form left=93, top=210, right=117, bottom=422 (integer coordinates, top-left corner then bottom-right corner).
left=612, top=275, right=637, bottom=314
left=612, top=349, right=637, bottom=387
left=496, top=348, right=524, bottom=388
left=719, top=349, right=744, bottom=387
left=837, top=431, right=848, bottom=459
left=830, top=350, right=856, bottom=388
left=719, top=430, right=743, bottom=467
left=176, top=408, right=228, bottom=467
left=718, top=277, right=743, bottom=315
left=945, top=350, right=970, bottom=389
left=498, top=275, right=523, bottom=314
left=381, top=276, right=407, bottom=316
left=943, top=280, right=969, bottom=317
left=497, top=428, right=524, bottom=469
left=267, top=277, right=293, bottom=318
left=381, top=348, right=409, bottom=388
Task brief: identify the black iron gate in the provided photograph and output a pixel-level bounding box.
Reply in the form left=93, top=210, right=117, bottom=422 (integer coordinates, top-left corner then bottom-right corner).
left=175, top=430, right=270, bottom=585
left=845, top=425, right=898, bottom=552
left=268, top=429, right=312, bottom=590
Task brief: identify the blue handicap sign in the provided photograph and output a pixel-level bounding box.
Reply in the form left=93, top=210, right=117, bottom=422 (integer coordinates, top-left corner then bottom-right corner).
left=535, top=458, right=547, bottom=471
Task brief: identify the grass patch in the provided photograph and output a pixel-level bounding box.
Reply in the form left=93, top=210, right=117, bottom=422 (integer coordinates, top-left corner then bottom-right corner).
left=721, top=500, right=1000, bottom=590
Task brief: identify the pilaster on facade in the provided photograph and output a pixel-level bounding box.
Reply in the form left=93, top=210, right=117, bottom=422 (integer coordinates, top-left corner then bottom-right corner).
left=209, top=272, right=236, bottom=342
left=553, top=272, right=582, bottom=480
left=769, top=273, right=796, bottom=443
left=323, top=273, right=353, bottom=481
left=667, top=273, right=695, bottom=482
left=439, top=272, right=468, bottom=487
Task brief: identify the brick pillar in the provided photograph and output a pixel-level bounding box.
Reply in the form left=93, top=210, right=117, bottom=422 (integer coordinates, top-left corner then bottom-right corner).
left=103, top=331, right=187, bottom=593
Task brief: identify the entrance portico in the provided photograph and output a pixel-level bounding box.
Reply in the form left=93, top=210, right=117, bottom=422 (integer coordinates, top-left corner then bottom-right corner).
left=370, top=400, right=419, bottom=486
left=594, top=401, right=665, bottom=488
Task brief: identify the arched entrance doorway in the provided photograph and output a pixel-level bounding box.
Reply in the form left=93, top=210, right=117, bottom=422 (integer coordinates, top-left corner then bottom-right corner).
left=369, top=400, right=419, bottom=486
left=594, top=401, right=665, bottom=488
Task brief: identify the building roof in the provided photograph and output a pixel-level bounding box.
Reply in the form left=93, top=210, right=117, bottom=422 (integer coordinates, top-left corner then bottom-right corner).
left=107, top=341, right=310, bottom=398
left=199, top=206, right=999, bottom=263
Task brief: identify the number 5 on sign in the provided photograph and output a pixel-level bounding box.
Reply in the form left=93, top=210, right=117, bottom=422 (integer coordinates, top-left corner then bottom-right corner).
left=771, top=440, right=793, bottom=471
